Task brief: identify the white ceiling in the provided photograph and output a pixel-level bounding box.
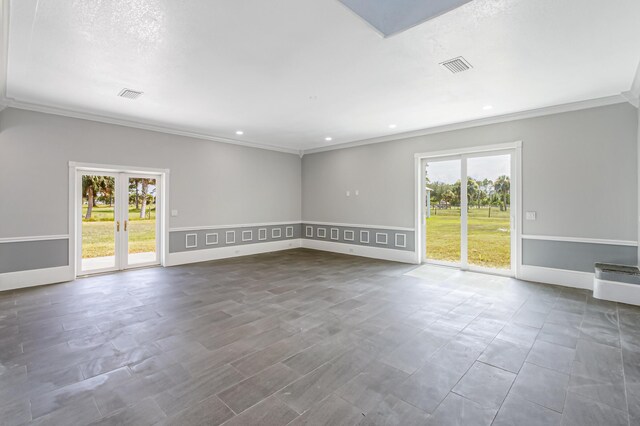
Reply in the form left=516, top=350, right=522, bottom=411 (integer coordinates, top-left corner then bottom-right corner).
left=4, top=0, right=640, bottom=153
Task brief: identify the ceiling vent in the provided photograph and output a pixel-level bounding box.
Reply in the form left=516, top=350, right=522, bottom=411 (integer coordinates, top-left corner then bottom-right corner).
left=118, top=89, right=143, bottom=100
left=440, top=57, right=472, bottom=73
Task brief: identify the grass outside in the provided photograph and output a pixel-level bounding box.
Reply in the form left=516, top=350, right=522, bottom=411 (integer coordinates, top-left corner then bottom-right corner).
left=82, top=205, right=156, bottom=258
left=426, top=207, right=510, bottom=269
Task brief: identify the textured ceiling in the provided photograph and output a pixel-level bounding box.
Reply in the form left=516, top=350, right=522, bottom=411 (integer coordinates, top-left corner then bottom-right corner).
left=5, top=0, right=640, bottom=152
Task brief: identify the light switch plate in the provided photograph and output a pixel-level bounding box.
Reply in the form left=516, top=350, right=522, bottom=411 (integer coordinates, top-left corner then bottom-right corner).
left=525, top=211, right=536, bottom=221
left=171, top=209, right=178, bottom=217
left=346, top=190, right=350, bottom=197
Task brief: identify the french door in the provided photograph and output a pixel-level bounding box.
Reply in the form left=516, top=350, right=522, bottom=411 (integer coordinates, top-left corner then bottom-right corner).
left=422, top=149, right=517, bottom=275
left=78, top=171, right=160, bottom=275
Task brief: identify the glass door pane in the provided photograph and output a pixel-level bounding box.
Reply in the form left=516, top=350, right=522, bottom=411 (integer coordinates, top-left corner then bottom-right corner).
left=425, top=159, right=462, bottom=264
left=466, top=154, right=511, bottom=270
left=126, top=176, right=158, bottom=266
left=81, top=174, right=117, bottom=272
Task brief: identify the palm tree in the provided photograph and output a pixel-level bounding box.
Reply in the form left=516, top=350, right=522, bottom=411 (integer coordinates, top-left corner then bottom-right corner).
left=494, top=175, right=510, bottom=211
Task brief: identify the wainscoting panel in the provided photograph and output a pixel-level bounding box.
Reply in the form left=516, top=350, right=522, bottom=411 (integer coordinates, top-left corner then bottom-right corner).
left=302, top=223, right=415, bottom=252
left=169, top=223, right=302, bottom=253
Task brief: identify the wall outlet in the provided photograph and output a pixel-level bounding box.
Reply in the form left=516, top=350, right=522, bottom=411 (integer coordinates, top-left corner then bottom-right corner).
left=355, top=190, right=359, bottom=196
left=526, top=211, right=537, bottom=221
left=346, top=190, right=350, bottom=197
left=171, top=209, right=178, bottom=217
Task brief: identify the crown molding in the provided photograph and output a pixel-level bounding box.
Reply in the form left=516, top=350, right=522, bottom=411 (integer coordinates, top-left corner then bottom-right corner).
left=622, top=58, right=640, bottom=108
left=302, top=95, right=628, bottom=155
left=2, top=97, right=301, bottom=155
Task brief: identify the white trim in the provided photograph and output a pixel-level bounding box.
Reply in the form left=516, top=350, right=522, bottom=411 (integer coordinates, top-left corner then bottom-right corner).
left=305, top=226, right=313, bottom=238
left=205, top=233, right=219, bottom=245
left=6, top=99, right=300, bottom=155
left=304, top=221, right=414, bottom=232
left=594, top=278, right=640, bottom=306
left=272, top=228, right=282, bottom=239
left=0, top=0, right=7, bottom=104
left=69, top=161, right=169, bottom=175
left=360, top=230, right=370, bottom=244
left=0, top=266, right=74, bottom=292
left=167, top=239, right=302, bottom=266
left=286, top=226, right=294, bottom=238
left=169, top=221, right=299, bottom=232
left=302, top=96, right=625, bottom=154
left=330, top=228, right=339, bottom=240
left=317, top=228, right=327, bottom=238
left=375, top=233, right=388, bottom=245
left=344, top=230, right=355, bottom=241
left=225, top=231, right=236, bottom=244
left=395, top=233, right=407, bottom=248
left=301, top=239, right=417, bottom=264
left=185, top=234, right=198, bottom=248
left=414, top=141, right=522, bottom=160
left=518, top=265, right=593, bottom=291
left=0, top=234, right=69, bottom=244
left=259, top=228, right=268, bottom=241
left=521, top=234, right=638, bottom=247
left=242, top=230, right=253, bottom=242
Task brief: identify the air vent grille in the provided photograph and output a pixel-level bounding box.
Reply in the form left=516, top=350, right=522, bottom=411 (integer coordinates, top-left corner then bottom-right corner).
left=118, top=89, right=143, bottom=99
left=440, top=57, right=472, bottom=73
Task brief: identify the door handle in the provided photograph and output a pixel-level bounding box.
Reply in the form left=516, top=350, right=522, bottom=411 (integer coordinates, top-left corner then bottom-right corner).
left=124, top=221, right=128, bottom=232
left=117, top=221, right=120, bottom=232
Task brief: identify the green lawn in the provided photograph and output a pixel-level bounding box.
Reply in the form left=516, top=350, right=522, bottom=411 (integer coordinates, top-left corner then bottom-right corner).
left=82, top=205, right=156, bottom=258
left=426, top=207, right=510, bottom=269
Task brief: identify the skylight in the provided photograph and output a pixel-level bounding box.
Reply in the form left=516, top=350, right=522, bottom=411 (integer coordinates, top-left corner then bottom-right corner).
left=339, top=0, right=474, bottom=37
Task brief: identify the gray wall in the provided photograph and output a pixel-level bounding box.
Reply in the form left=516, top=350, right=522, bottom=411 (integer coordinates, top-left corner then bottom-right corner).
left=302, top=102, right=639, bottom=270
left=302, top=103, right=638, bottom=241
left=0, top=108, right=302, bottom=238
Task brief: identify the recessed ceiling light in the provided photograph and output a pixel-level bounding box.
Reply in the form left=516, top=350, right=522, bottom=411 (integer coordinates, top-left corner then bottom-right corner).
left=389, top=124, right=397, bottom=129
left=235, top=130, right=244, bottom=135
left=482, top=105, right=493, bottom=110
left=325, top=137, right=333, bottom=141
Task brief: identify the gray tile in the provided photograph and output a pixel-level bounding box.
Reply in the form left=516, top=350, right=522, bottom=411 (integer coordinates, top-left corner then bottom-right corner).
left=493, top=393, right=562, bottom=426
left=336, top=361, right=409, bottom=413
left=561, top=392, right=628, bottom=426
left=477, top=338, right=529, bottom=373
left=277, top=349, right=373, bottom=414
left=452, top=362, right=515, bottom=409
left=391, top=361, right=464, bottom=414
left=88, top=398, right=166, bottom=426
left=358, top=396, right=430, bottom=426
left=510, top=362, right=569, bottom=412
left=428, top=393, right=497, bottom=426
left=160, top=395, right=234, bottom=426
left=155, top=364, right=245, bottom=415
left=220, top=395, right=298, bottom=426
left=526, top=340, right=576, bottom=374
left=218, top=363, right=300, bottom=414
left=0, top=399, right=31, bottom=426
left=0, top=249, right=637, bottom=425
left=287, top=394, right=364, bottom=426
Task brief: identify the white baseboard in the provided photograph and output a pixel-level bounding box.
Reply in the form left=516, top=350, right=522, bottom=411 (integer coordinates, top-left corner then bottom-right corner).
left=593, top=278, right=640, bottom=306
left=0, top=265, right=74, bottom=292
left=166, top=239, right=303, bottom=266
left=518, top=265, right=594, bottom=290
left=301, top=239, right=418, bottom=264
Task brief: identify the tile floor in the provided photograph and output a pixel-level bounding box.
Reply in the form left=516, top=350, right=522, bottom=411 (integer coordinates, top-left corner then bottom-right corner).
left=1, top=248, right=639, bottom=425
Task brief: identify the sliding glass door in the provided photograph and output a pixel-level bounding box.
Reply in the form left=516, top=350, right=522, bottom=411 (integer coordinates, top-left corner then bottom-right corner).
left=424, top=150, right=515, bottom=274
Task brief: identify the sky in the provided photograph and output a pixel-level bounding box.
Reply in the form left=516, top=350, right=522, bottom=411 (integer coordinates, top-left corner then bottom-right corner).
left=426, top=154, right=510, bottom=184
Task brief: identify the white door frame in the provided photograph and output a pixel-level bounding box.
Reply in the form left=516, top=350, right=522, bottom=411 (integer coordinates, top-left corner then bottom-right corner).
left=69, top=162, right=170, bottom=278
left=413, top=142, right=522, bottom=277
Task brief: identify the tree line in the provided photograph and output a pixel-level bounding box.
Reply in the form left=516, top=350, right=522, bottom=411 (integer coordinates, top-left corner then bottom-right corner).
left=82, top=176, right=155, bottom=219
left=427, top=175, right=510, bottom=211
